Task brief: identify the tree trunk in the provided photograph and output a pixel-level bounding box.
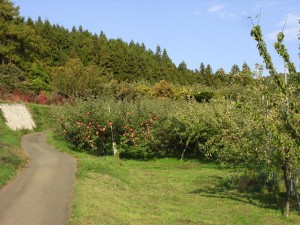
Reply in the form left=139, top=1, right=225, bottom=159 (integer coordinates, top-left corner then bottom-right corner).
left=292, top=178, right=300, bottom=215
left=112, top=142, right=118, bottom=155
left=283, top=164, right=292, bottom=217
left=181, top=141, right=189, bottom=161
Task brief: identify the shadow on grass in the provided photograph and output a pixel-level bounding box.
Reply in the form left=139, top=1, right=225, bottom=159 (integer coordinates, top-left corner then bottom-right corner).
left=189, top=175, right=286, bottom=214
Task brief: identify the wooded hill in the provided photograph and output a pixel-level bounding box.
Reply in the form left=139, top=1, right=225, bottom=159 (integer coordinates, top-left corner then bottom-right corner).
left=0, top=0, right=255, bottom=99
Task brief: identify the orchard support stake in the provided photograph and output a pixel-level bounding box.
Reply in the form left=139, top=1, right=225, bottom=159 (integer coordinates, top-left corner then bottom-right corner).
left=108, top=105, right=118, bottom=155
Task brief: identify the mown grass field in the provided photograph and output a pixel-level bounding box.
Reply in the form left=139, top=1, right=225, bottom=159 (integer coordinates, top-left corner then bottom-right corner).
left=48, top=132, right=300, bottom=225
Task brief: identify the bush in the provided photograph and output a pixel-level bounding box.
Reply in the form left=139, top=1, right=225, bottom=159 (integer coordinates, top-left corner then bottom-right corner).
left=224, top=169, right=281, bottom=194
left=53, top=96, right=221, bottom=159
left=53, top=97, right=162, bottom=156
left=52, top=95, right=233, bottom=160
left=194, top=91, right=214, bottom=103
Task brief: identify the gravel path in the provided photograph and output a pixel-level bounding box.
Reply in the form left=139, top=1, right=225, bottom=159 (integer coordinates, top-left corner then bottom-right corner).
left=0, top=132, right=76, bottom=225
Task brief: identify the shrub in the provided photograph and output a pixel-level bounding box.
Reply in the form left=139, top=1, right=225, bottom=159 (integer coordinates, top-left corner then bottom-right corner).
left=194, top=91, right=214, bottom=103
left=38, top=91, right=48, bottom=105
left=53, top=96, right=233, bottom=159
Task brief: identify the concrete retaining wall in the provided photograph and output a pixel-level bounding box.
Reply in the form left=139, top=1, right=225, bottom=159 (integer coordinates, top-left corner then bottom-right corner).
left=0, top=104, right=36, bottom=130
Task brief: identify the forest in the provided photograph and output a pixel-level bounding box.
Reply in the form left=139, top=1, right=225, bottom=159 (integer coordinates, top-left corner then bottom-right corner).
left=0, top=0, right=257, bottom=100
left=1, top=0, right=300, bottom=219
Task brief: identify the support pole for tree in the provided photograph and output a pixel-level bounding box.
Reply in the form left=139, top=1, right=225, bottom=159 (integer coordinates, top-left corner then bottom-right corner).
left=108, top=105, right=118, bottom=155
left=181, top=140, right=189, bottom=161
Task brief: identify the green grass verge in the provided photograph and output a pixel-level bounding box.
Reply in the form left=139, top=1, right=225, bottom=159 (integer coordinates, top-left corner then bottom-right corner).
left=47, top=132, right=300, bottom=225
left=0, top=112, right=27, bottom=188
left=26, top=103, right=56, bottom=131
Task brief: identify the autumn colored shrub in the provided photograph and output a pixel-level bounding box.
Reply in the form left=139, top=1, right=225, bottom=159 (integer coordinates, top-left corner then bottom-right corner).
left=38, top=91, right=48, bottom=105
left=151, top=80, right=175, bottom=98
left=11, top=91, right=35, bottom=103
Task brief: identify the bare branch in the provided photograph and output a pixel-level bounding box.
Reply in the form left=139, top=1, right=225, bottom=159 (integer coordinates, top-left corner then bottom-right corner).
left=247, top=16, right=254, bottom=27
left=256, top=8, right=262, bottom=26
left=282, top=13, right=289, bottom=32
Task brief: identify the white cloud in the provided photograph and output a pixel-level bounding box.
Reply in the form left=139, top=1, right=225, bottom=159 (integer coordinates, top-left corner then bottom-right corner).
left=268, top=12, right=300, bottom=41
left=207, top=4, right=243, bottom=19
left=267, top=27, right=299, bottom=41
left=208, top=4, right=224, bottom=13
left=254, top=1, right=282, bottom=10
left=277, top=13, right=300, bottom=27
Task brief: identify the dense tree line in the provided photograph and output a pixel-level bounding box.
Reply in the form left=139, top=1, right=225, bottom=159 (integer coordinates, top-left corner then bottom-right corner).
left=0, top=0, right=255, bottom=98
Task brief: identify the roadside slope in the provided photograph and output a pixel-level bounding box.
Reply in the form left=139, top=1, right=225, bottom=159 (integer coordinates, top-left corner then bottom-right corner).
left=0, top=103, right=36, bottom=130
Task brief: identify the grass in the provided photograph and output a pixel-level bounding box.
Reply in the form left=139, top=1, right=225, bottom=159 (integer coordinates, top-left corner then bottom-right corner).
left=0, top=111, right=28, bottom=188
left=26, top=103, right=56, bottom=131
left=48, top=132, right=300, bottom=225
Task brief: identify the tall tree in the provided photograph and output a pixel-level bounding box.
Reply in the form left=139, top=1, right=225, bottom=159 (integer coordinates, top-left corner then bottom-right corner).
left=199, top=62, right=205, bottom=76
left=241, top=61, right=251, bottom=76
left=205, top=64, right=213, bottom=76
left=155, top=45, right=161, bottom=58
left=250, top=20, right=299, bottom=217
left=230, top=64, right=240, bottom=75
left=0, top=0, right=24, bottom=63
left=178, top=60, right=187, bottom=71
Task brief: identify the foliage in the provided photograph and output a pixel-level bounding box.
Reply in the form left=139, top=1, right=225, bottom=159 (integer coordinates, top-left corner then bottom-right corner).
left=0, top=0, right=259, bottom=98
left=150, top=80, right=175, bottom=98
left=0, top=63, right=27, bottom=92
left=27, top=63, right=51, bottom=94
left=52, top=97, right=161, bottom=156
left=230, top=64, right=240, bottom=75
left=27, top=103, right=56, bottom=131
left=194, top=91, right=214, bottom=103
left=53, top=95, right=244, bottom=159
left=249, top=20, right=300, bottom=216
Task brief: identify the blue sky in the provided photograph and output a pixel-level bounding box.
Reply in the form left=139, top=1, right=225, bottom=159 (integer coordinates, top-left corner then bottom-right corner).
left=12, top=0, right=299, bottom=74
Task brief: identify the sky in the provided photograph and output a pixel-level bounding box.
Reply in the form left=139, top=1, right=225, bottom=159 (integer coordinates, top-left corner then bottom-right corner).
left=12, top=0, right=300, bottom=74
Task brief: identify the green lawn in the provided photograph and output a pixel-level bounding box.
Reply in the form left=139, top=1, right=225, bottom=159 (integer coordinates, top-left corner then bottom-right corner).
left=48, top=133, right=300, bottom=225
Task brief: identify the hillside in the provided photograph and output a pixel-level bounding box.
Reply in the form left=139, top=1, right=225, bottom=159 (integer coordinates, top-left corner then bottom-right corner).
left=0, top=0, right=255, bottom=101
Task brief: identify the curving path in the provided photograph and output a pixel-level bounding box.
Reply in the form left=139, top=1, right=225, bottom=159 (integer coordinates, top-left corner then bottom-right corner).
left=0, top=132, right=76, bottom=225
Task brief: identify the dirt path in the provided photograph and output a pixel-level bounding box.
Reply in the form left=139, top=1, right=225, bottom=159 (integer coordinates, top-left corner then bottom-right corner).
left=0, top=132, right=76, bottom=225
